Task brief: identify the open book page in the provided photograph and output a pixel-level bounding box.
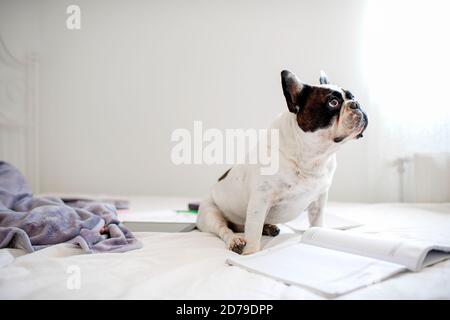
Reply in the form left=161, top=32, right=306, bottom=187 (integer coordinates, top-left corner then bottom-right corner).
left=424, top=250, right=450, bottom=268
left=118, top=209, right=197, bottom=223
left=227, top=241, right=405, bottom=298
left=302, top=228, right=450, bottom=271
left=285, top=213, right=362, bottom=231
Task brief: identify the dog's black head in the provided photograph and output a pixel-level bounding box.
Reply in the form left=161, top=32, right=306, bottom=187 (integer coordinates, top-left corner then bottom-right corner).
left=281, top=70, right=368, bottom=143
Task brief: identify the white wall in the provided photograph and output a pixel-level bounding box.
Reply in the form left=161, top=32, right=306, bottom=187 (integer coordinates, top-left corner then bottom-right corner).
left=1, top=0, right=374, bottom=201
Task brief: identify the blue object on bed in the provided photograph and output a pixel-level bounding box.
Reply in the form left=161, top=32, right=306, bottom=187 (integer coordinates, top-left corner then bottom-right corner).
left=0, top=161, right=142, bottom=253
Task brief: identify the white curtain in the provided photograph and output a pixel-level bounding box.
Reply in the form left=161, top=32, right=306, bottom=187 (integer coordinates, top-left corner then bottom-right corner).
left=362, top=0, right=450, bottom=201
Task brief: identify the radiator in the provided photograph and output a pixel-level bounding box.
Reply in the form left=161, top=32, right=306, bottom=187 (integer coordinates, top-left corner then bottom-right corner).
left=412, top=153, right=450, bottom=202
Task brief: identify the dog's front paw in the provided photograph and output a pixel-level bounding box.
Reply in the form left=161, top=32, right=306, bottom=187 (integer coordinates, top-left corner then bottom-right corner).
left=228, top=236, right=247, bottom=254
left=262, top=224, right=280, bottom=237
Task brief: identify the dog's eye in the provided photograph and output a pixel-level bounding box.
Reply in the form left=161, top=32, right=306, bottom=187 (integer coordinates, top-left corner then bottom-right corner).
left=329, top=98, right=340, bottom=108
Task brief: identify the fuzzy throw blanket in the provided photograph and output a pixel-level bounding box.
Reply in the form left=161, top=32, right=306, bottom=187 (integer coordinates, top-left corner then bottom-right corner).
left=0, top=161, right=142, bottom=253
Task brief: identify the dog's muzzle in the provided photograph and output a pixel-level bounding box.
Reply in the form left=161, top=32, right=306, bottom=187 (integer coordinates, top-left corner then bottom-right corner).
left=356, top=112, right=368, bottom=139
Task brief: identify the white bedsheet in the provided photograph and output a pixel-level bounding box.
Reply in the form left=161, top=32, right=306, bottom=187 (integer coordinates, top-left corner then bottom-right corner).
left=1, top=201, right=450, bottom=300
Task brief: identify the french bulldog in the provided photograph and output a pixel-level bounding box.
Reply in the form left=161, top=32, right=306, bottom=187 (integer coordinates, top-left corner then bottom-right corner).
left=196, top=70, right=368, bottom=255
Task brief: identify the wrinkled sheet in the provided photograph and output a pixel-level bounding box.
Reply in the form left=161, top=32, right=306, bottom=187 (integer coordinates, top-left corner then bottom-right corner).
left=0, top=201, right=449, bottom=299
left=0, top=161, right=141, bottom=253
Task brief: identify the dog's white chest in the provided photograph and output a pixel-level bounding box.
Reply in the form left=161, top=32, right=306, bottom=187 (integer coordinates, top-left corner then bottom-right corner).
left=264, top=166, right=334, bottom=224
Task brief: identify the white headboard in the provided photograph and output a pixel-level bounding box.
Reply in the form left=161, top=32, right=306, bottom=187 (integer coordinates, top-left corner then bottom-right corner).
left=0, top=36, right=39, bottom=192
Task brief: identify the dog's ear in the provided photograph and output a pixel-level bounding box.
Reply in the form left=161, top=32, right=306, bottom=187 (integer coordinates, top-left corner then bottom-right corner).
left=281, top=70, right=308, bottom=114
left=319, top=70, right=330, bottom=85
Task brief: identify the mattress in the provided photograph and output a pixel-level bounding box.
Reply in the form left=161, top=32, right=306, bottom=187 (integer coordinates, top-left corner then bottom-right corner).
left=1, top=200, right=449, bottom=300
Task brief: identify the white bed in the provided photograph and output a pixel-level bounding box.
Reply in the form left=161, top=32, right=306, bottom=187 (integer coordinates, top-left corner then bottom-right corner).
left=1, top=198, right=449, bottom=300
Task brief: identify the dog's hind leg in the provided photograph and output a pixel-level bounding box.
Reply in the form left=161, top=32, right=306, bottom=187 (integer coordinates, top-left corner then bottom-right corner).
left=196, top=195, right=246, bottom=254
left=228, top=222, right=245, bottom=233
left=229, top=223, right=280, bottom=236
left=262, top=224, right=280, bottom=236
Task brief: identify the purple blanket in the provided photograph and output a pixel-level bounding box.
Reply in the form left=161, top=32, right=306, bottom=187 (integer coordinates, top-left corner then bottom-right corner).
left=0, top=161, right=142, bottom=253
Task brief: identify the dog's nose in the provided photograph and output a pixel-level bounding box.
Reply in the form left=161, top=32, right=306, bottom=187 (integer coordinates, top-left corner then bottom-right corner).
left=349, top=101, right=360, bottom=110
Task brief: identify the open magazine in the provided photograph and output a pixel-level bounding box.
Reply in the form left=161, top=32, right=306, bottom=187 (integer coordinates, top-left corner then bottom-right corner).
left=227, top=227, right=450, bottom=297
left=118, top=209, right=360, bottom=233
left=285, top=214, right=362, bottom=231
left=119, top=209, right=197, bottom=232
